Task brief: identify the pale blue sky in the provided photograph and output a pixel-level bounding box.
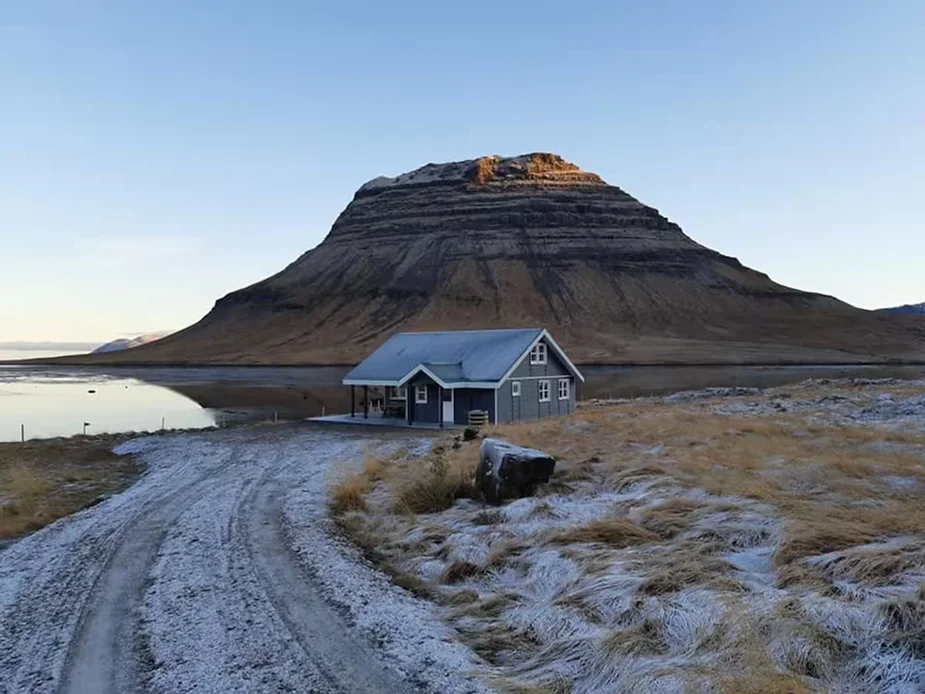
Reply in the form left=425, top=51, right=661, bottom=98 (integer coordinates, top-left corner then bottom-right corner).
left=2, top=1, right=923, bottom=342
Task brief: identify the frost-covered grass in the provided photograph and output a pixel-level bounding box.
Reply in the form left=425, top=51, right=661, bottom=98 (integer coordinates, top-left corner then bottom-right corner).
left=331, top=378, right=925, bottom=693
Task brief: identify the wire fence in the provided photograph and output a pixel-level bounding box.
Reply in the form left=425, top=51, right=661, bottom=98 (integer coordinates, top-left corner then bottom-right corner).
left=8, top=408, right=293, bottom=443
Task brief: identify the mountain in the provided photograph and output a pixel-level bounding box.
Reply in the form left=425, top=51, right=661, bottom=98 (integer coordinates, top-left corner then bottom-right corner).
left=67, top=153, right=925, bottom=365
left=92, top=332, right=172, bottom=354
left=879, top=303, right=925, bottom=315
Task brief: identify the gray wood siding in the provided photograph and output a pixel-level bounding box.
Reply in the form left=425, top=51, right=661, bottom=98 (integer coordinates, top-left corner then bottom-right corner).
left=407, top=373, right=440, bottom=423
left=497, top=381, right=514, bottom=424
left=453, top=388, right=495, bottom=425
left=510, top=338, right=571, bottom=379
left=501, top=375, right=576, bottom=422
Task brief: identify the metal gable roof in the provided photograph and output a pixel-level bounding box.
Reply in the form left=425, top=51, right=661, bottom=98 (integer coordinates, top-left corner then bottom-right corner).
left=343, top=329, right=544, bottom=385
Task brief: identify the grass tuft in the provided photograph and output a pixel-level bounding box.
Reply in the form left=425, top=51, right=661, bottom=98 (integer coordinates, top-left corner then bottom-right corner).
left=393, top=453, right=476, bottom=515
left=550, top=517, right=660, bottom=547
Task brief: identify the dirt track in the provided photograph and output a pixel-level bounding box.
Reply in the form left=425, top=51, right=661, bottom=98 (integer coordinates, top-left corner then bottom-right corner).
left=0, top=426, right=485, bottom=694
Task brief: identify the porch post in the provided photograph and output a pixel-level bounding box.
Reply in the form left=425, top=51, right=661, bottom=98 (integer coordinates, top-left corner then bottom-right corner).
left=364, top=385, right=369, bottom=419
left=438, top=386, right=444, bottom=429
left=350, top=385, right=355, bottom=417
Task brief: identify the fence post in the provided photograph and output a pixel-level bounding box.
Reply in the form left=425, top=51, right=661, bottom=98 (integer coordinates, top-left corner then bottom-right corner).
left=21, top=424, right=24, bottom=443
left=274, top=410, right=278, bottom=423
left=161, top=417, right=166, bottom=431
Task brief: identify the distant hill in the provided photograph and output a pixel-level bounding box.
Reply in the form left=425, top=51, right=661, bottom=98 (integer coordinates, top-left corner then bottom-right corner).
left=92, top=332, right=171, bottom=354
left=879, top=303, right=925, bottom=315
left=59, top=153, right=925, bottom=366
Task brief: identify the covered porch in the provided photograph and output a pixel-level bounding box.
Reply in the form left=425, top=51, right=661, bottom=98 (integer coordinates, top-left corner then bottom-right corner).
left=343, top=380, right=458, bottom=428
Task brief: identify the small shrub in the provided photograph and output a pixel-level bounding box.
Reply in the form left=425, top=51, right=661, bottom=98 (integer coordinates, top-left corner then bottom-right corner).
left=463, top=427, right=480, bottom=441
left=394, top=452, right=476, bottom=514
left=328, top=474, right=369, bottom=515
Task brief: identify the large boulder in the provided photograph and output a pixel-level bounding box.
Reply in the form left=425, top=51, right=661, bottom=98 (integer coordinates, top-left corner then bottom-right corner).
left=476, top=438, right=556, bottom=504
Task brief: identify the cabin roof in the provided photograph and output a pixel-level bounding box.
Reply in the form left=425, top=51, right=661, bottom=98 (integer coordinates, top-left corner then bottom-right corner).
left=342, top=328, right=584, bottom=388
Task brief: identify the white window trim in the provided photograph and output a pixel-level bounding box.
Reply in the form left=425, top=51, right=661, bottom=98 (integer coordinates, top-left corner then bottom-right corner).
left=511, top=381, right=521, bottom=397
left=530, top=342, right=548, bottom=365
left=538, top=380, right=550, bottom=402
left=390, top=386, right=406, bottom=400
left=558, top=378, right=570, bottom=400
left=414, top=384, right=428, bottom=404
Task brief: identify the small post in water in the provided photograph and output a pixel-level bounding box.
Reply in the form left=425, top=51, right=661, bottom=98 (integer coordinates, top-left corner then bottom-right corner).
left=21, top=424, right=25, bottom=443
left=274, top=410, right=278, bottom=424
left=161, top=417, right=166, bottom=431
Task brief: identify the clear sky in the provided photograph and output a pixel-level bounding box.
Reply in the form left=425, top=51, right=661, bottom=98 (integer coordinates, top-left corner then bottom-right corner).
left=2, top=0, right=923, bottom=343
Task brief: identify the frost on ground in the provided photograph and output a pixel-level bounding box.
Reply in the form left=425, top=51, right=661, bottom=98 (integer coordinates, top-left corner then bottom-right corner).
left=331, top=378, right=925, bottom=693
left=0, top=427, right=489, bottom=694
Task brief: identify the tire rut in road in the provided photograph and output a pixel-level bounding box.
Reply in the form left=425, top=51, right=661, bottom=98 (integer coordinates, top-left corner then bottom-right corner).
left=56, top=475, right=223, bottom=694
left=238, top=472, right=415, bottom=694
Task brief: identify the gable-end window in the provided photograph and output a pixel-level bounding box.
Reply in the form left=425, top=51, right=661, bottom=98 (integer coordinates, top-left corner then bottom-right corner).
left=538, top=380, right=550, bottom=402
left=390, top=386, right=406, bottom=400
left=511, top=381, right=521, bottom=397
left=558, top=378, right=570, bottom=400
left=415, top=384, right=428, bottom=404
left=529, top=342, right=548, bottom=365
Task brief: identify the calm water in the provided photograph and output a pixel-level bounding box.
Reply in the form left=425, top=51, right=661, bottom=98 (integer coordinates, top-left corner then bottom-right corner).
left=1, top=362, right=922, bottom=442
left=0, top=368, right=217, bottom=442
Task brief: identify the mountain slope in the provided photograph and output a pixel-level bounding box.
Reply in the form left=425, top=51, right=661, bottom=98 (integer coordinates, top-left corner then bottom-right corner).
left=879, top=303, right=925, bottom=315
left=72, top=153, right=925, bottom=365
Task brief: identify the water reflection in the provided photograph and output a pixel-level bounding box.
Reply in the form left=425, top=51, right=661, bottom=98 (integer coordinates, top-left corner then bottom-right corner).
left=0, top=368, right=216, bottom=441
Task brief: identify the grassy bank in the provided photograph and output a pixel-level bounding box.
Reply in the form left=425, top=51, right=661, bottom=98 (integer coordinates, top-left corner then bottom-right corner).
left=330, top=379, right=925, bottom=693
left=0, top=435, right=142, bottom=540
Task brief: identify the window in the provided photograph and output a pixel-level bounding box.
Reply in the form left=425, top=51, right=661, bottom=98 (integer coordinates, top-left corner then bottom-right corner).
left=390, top=386, right=406, bottom=400
left=511, top=381, right=521, bottom=397
left=415, top=384, right=428, bottom=404
left=558, top=378, right=570, bottom=400
left=529, top=342, right=547, bottom=365
left=538, top=380, right=550, bottom=402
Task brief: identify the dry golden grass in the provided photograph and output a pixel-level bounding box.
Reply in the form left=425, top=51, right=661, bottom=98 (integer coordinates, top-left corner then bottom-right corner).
left=440, top=560, right=481, bottom=584
left=485, top=401, right=925, bottom=572
left=328, top=474, right=369, bottom=514
left=0, top=436, right=140, bottom=539
left=638, top=497, right=708, bottom=538
left=774, top=520, right=880, bottom=566
left=392, top=449, right=478, bottom=515
left=550, top=517, right=659, bottom=547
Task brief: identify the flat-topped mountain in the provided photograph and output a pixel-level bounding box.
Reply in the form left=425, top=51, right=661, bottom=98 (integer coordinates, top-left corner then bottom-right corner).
left=75, top=153, right=925, bottom=365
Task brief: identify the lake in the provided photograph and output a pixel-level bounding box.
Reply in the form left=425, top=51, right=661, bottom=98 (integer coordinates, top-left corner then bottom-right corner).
left=1, top=362, right=922, bottom=442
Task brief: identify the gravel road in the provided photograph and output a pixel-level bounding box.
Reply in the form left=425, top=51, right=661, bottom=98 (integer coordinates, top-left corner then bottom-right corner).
left=0, top=426, right=489, bottom=694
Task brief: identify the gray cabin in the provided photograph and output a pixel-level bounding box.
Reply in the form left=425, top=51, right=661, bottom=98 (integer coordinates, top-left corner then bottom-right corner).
left=342, top=329, right=584, bottom=426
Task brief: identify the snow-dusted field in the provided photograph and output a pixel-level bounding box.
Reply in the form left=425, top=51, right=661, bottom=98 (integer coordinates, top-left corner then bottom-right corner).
left=0, top=426, right=490, bottom=694
left=335, top=378, right=925, bottom=694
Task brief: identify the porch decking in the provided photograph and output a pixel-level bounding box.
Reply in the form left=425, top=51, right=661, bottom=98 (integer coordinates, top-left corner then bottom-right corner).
left=307, top=414, right=461, bottom=430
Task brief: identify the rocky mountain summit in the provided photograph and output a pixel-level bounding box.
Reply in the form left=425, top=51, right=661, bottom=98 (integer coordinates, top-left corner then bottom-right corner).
left=81, top=153, right=925, bottom=365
